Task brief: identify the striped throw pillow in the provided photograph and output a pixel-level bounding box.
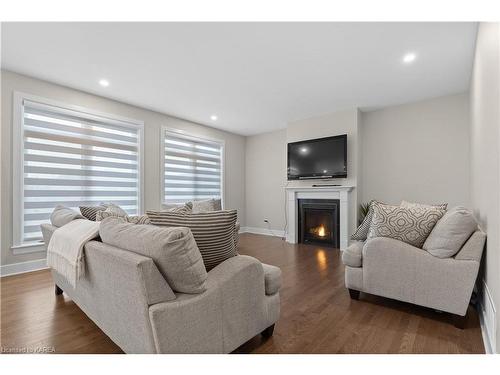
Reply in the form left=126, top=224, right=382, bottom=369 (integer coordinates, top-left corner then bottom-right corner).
left=79, top=205, right=106, bottom=221
left=146, top=209, right=238, bottom=271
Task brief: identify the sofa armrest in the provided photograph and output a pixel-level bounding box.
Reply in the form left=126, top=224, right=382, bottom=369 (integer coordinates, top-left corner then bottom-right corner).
left=148, top=255, right=275, bottom=353
left=454, top=230, right=486, bottom=262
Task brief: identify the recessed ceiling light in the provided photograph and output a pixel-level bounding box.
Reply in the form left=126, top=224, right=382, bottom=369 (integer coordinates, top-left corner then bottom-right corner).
left=402, top=53, right=417, bottom=64
left=99, top=79, right=110, bottom=87
left=210, top=115, right=218, bottom=121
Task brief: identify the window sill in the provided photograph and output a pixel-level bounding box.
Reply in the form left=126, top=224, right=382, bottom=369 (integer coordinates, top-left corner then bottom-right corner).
left=11, top=242, right=46, bottom=255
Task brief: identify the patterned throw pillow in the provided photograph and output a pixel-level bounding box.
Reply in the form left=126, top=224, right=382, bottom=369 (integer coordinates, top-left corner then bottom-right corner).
left=367, top=202, right=446, bottom=248
left=79, top=205, right=106, bottom=221
left=95, top=210, right=151, bottom=224
left=161, top=202, right=193, bottom=213
left=146, top=209, right=238, bottom=271
left=400, top=200, right=448, bottom=211
left=351, top=200, right=376, bottom=241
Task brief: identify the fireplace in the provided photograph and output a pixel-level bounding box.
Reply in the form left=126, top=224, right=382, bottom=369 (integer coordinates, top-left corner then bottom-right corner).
left=298, top=199, right=340, bottom=247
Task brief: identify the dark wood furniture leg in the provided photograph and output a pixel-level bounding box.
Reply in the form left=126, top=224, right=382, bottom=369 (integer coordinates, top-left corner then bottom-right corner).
left=55, top=285, right=63, bottom=296
left=261, top=324, right=275, bottom=338
left=453, top=313, right=467, bottom=329
left=348, top=289, right=360, bottom=300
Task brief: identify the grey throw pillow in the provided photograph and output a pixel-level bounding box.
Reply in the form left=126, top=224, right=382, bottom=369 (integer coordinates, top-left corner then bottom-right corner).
left=423, top=206, right=478, bottom=258
left=191, top=198, right=220, bottom=213
left=351, top=200, right=376, bottom=241
left=368, top=202, right=446, bottom=248
left=146, top=209, right=238, bottom=271
left=99, top=217, right=207, bottom=294
left=50, top=205, right=84, bottom=227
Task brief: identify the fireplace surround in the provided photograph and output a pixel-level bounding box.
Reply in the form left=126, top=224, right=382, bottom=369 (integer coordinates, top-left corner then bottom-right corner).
left=285, top=186, right=354, bottom=250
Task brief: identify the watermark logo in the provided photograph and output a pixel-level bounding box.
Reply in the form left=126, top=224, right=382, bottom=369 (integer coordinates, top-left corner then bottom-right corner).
left=1, top=346, right=56, bottom=354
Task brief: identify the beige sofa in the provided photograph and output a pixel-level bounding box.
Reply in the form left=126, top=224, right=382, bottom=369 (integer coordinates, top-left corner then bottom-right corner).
left=41, top=223, right=281, bottom=353
left=342, top=230, right=485, bottom=327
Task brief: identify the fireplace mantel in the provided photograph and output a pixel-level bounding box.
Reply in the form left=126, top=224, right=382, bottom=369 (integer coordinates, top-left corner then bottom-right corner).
left=285, top=185, right=355, bottom=250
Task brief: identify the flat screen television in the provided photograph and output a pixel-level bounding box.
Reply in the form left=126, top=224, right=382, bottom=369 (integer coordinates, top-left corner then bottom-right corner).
left=287, top=134, right=347, bottom=180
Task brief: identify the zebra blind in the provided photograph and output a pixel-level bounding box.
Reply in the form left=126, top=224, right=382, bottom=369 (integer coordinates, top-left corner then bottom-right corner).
left=163, top=130, right=223, bottom=204
left=21, top=100, right=142, bottom=244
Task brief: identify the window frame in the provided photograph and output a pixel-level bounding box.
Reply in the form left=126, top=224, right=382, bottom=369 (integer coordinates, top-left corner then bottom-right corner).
left=160, top=126, right=225, bottom=209
left=12, top=92, right=145, bottom=253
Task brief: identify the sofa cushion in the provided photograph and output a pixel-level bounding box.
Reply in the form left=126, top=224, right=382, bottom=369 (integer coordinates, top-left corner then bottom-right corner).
left=79, top=205, right=106, bottom=221
left=99, top=217, right=207, bottom=294
left=50, top=205, right=84, bottom=227
left=423, top=206, right=478, bottom=258
left=342, top=241, right=364, bottom=267
left=146, top=209, right=238, bottom=271
left=368, top=201, right=445, bottom=248
left=262, top=263, right=282, bottom=295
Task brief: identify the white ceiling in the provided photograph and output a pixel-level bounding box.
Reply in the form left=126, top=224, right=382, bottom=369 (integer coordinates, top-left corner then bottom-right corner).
left=1, top=22, right=477, bottom=136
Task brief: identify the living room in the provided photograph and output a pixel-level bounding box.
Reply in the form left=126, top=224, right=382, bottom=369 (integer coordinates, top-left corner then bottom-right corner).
left=1, top=1, right=499, bottom=372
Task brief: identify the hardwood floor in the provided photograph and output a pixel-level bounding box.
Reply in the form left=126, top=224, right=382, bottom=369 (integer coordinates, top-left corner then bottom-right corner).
left=1, top=233, right=485, bottom=354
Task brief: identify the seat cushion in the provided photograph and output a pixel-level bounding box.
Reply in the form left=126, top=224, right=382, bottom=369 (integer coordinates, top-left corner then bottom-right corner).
left=342, top=241, right=364, bottom=267
left=262, top=263, right=282, bottom=295
left=99, top=217, right=207, bottom=294
left=423, top=206, right=478, bottom=258
left=146, top=209, right=238, bottom=271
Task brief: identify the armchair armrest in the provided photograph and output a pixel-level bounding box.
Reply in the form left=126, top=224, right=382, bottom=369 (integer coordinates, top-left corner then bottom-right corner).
left=454, top=230, right=486, bottom=262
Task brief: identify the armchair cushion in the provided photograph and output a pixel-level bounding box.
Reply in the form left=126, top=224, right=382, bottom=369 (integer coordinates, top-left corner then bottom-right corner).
left=342, top=241, right=364, bottom=267
left=262, top=263, right=282, bottom=295
left=423, top=207, right=478, bottom=258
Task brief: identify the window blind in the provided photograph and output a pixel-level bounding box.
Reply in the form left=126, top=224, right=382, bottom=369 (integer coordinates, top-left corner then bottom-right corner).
left=22, top=100, right=141, bottom=243
left=163, top=130, right=223, bottom=205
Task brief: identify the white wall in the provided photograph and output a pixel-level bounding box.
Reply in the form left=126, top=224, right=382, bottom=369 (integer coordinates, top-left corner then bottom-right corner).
left=245, top=129, right=287, bottom=231
left=361, top=93, right=470, bottom=207
left=469, top=22, right=500, bottom=353
left=1, top=70, right=246, bottom=267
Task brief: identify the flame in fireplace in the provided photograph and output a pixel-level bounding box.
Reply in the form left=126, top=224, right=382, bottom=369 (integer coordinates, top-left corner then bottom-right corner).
left=317, top=225, right=326, bottom=237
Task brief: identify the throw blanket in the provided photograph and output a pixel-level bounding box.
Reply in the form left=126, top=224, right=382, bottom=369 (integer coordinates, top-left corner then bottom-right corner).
left=47, top=219, right=100, bottom=287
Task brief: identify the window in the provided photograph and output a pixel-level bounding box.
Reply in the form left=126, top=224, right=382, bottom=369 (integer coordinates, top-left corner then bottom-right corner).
left=13, top=93, right=144, bottom=248
left=162, top=128, right=224, bottom=205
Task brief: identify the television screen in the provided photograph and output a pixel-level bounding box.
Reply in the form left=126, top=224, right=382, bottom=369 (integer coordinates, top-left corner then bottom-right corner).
left=287, top=134, right=347, bottom=180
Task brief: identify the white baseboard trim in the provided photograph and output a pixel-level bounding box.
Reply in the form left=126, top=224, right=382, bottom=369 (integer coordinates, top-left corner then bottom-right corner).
left=240, top=226, right=285, bottom=238
left=478, top=279, right=497, bottom=354
left=0, top=258, right=48, bottom=277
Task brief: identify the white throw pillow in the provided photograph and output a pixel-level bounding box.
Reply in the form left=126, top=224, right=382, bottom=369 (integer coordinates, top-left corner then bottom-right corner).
left=423, top=206, right=478, bottom=258
left=50, top=205, right=84, bottom=227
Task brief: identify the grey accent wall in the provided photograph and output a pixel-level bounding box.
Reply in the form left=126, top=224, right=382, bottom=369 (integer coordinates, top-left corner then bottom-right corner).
left=245, top=129, right=287, bottom=231
left=1, top=70, right=246, bottom=266
left=469, top=22, right=500, bottom=353
left=360, top=93, right=470, bottom=207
